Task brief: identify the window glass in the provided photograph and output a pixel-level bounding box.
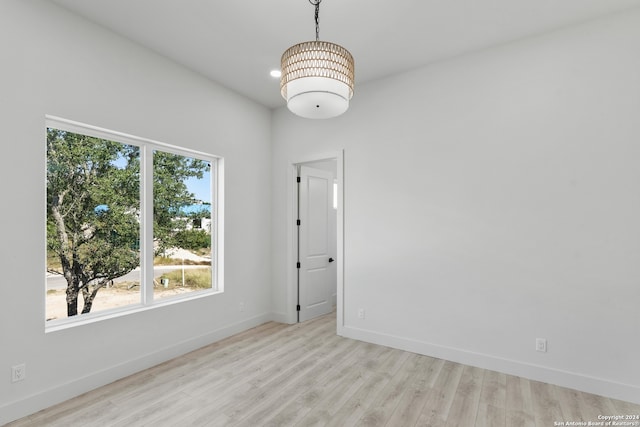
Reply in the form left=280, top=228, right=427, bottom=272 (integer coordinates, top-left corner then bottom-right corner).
left=46, top=128, right=141, bottom=320
left=45, top=119, right=220, bottom=326
left=153, top=151, right=213, bottom=299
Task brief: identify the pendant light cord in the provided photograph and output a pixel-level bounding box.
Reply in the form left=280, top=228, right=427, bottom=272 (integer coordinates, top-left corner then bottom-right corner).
left=309, top=0, right=321, bottom=41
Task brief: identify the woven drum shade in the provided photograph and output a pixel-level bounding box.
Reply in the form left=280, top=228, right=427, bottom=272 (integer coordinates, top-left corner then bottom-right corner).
left=281, top=41, right=354, bottom=119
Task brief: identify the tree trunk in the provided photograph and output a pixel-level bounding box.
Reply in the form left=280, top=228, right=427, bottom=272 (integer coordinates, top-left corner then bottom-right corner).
left=66, top=284, right=78, bottom=317
left=81, top=283, right=105, bottom=314
left=52, top=195, right=79, bottom=317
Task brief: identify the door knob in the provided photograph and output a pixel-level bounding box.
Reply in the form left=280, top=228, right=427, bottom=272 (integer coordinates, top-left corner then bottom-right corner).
left=329, top=257, right=335, bottom=263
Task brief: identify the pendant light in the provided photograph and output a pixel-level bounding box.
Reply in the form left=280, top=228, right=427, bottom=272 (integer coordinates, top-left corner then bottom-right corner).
left=280, top=0, right=355, bottom=119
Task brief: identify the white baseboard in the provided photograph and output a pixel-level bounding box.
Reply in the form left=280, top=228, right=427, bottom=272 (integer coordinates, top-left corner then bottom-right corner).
left=339, top=325, right=640, bottom=405
left=0, top=312, right=275, bottom=425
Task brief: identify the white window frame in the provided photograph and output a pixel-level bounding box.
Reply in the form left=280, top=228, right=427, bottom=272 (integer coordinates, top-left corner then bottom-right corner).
left=45, top=115, right=224, bottom=332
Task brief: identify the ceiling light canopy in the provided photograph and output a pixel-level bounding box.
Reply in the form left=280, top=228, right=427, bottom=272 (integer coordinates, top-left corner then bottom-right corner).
left=280, top=0, right=354, bottom=119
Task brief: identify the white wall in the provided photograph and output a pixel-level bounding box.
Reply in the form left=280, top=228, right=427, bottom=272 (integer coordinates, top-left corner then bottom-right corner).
left=0, top=1, right=272, bottom=423
left=272, top=9, right=640, bottom=403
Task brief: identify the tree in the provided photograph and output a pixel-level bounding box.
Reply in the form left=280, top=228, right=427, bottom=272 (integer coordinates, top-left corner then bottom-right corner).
left=174, top=229, right=211, bottom=251
left=152, top=152, right=208, bottom=254
left=47, top=129, right=208, bottom=317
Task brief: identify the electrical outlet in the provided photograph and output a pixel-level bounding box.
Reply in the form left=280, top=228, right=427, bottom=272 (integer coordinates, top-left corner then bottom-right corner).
left=239, top=302, right=245, bottom=312
left=11, top=364, right=26, bottom=383
left=536, top=338, right=547, bottom=353
left=357, top=308, right=365, bottom=319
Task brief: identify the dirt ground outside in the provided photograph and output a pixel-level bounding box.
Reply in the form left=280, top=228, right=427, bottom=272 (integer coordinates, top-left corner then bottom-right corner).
left=46, top=281, right=205, bottom=321
left=46, top=249, right=212, bottom=322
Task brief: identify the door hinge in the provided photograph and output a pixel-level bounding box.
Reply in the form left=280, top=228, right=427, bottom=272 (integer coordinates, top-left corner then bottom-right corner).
left=296, top=176, right=301, bottom=183
left=296, top=305, right=301, bottom=311
left=296, top=262, right=301, bottom=269
left=296, top=219, right=301, bottom=226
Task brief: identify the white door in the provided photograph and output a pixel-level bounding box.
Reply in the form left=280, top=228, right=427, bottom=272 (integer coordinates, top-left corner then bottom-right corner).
left=298, top=165, right=334, bottom=322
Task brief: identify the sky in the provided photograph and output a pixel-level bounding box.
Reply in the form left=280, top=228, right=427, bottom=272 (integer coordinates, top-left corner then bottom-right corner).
left=185, top=170, right=211, bottom=203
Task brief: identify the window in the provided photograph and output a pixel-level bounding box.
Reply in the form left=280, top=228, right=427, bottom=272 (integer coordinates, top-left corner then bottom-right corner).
left=46, top=116, right=222, bottom=326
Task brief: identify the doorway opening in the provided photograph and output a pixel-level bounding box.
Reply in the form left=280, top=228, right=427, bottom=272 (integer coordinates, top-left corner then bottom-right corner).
left=289, top=152, right=344, bottom=328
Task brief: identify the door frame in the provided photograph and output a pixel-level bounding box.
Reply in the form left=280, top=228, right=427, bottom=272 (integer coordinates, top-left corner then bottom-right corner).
left=286, top=150, right=344, bottom=333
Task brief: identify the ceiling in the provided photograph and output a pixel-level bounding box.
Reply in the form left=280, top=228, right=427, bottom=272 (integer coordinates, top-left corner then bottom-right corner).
left=50, top=0, right=640, bottom=109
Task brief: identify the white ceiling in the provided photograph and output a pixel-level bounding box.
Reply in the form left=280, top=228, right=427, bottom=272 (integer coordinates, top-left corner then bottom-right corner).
left=51, top=0, right=640, bottom=109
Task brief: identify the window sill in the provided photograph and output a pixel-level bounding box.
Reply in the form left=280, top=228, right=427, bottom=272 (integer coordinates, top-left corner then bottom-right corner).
left=45, top=288, right=223, bottom=333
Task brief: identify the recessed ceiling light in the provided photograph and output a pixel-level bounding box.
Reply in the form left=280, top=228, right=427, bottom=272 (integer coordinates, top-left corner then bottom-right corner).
left=270, top=69, right=282, bottom=78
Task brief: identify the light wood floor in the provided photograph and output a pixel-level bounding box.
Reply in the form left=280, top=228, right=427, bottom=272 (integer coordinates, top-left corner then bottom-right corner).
left=9, top=314, right=640, bottom=426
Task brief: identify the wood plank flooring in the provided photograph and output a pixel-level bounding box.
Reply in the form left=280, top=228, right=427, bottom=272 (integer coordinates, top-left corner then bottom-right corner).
left=8, top=314, right=640, bottom=426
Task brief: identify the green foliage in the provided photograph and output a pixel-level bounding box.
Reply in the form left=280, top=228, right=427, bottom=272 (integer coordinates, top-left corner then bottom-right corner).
left=174, top=229, right=211, bottom=251
left=153, top=151, right=208, bottom=252
left=46, top=128, right=140, bottom=274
